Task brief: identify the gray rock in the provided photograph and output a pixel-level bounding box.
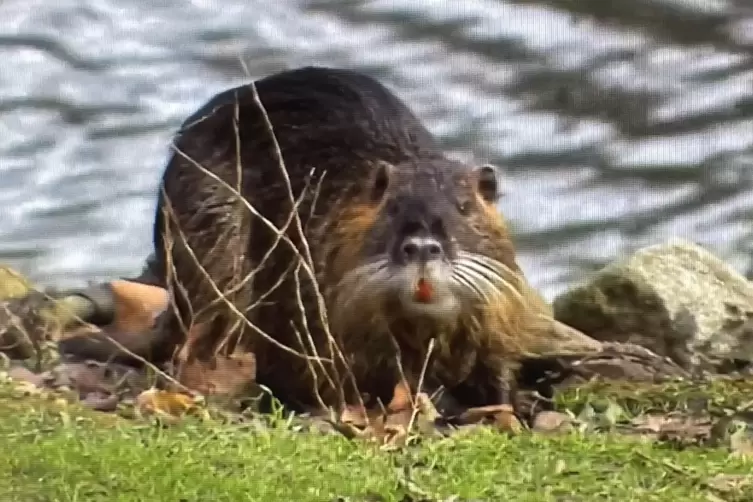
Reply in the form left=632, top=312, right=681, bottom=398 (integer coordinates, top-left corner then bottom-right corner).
left=552, top=238, right=753, bottom=371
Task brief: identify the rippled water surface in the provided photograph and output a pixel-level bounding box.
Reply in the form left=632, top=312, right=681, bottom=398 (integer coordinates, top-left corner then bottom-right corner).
left=1, top=0, right=752, bottom=300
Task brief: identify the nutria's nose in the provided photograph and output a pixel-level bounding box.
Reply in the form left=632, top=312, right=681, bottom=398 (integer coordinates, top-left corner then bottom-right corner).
left=400, top=236, right=444, bottom=263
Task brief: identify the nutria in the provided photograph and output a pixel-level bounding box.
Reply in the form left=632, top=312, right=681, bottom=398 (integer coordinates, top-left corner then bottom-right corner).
left=152, top=66, right=563, bottom=412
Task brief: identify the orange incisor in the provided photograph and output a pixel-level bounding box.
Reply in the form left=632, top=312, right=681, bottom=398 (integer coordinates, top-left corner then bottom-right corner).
left=414, top=277, right=434, bottom=303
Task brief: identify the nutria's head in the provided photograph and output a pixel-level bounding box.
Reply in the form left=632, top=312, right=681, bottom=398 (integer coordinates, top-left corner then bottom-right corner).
left=331, top=157, right=525, bottom=333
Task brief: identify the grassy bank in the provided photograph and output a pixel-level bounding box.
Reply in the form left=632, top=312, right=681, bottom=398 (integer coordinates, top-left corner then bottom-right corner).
left=0, top=384, right=752, bottom=502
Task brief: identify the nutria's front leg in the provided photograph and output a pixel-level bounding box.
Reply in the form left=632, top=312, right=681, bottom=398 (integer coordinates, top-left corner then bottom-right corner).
left=451, top=356, right=519, bottom=408
left=491, top=364, right=518, bottom=408
left=330, top=354, right=400, bottom=412
left=444, top=358, right=524, bottom=432
left=480, top=360, right=525, bottom=432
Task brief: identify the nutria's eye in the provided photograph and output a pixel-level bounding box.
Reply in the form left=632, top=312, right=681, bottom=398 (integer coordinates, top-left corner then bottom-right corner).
left=457, top=199, right=470, bottom=215
left=370, top=160, right=394, bottom=202
left=474, top=164, right=500, bottom=203
left=430, top=218, right=447, bottom=238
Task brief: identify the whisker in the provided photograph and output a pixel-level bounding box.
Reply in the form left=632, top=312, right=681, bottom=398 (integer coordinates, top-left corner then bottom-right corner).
left=452, top=258, right=525, bottom=305
left=452, top=263, right=502, bottom=299
left=354, top=257, right=389, bottom=273
left=456, top=251, right=519, bottom=283
left=453, top=257, right=505, bottom=285
left=456, top=253, right=518, bottom=284
left=335, top=257, right=391, bottom=305
left=338, top=258, right=388, bottom=283
left=450, top=270, right=490, bottom=302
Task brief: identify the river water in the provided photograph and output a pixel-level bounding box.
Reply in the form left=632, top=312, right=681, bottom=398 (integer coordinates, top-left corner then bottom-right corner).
left=1, top=0, right=751, bottom=301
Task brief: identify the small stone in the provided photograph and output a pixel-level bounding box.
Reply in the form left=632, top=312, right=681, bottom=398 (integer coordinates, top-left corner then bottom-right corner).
left=532, top=411, right=574, bottom=433
left=81, top=392, right=119, bottom=412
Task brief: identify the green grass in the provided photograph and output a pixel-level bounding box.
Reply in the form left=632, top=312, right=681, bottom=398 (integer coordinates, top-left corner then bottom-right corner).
left=557, top=376, right=753, bottom=418
left=1, top=383, right=752, bottom=502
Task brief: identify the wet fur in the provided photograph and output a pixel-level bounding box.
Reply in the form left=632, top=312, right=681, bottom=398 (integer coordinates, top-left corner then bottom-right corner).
left=153, top=66, right=553, bottom=411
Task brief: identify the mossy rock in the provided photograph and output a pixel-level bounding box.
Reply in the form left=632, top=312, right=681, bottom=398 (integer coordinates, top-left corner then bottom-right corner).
left=553, top=239, right=753, bottom=372
left=557, top=376, right=753, bottom=418
left=0, top=266, right=78, bottom=360
left=0, top=266, right=35, bottom=300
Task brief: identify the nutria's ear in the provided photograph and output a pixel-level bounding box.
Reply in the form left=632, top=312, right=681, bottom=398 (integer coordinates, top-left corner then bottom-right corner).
left=370, top=160, right=395, bottom=202
left=473, top=164, right=500, bottom=203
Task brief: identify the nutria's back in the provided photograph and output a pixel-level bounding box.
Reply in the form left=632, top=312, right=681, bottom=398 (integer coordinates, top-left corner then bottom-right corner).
left=153, top=65, right=551, bottom=411
left=169, top=68, right=439, bottom=193
left=154, top=66, right=450, bottom=259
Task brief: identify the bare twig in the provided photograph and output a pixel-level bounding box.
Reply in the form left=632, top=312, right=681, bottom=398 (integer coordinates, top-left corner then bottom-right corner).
left=407, top=338, right=436, bottom=434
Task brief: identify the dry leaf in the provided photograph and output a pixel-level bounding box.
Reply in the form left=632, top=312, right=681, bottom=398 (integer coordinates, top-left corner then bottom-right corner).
left=333, top=389, right=446, bottom=447
left=135, top=388, right=198, bottom=419
left=330, top=420, right=369, bottom=440
left=334, top=403, right=405, bottom=447
left=414, top=392, right=440, bottom=422
left=332, top=412, right=389, bottom=443
left=175, top=351, right=257, bottom=398
left=332, top=404, right=378, bottom=440
left=380, top=421, right=408, bottom=450
left=494, top=408, right=524, bottom=434
left=340, top=404, right=371, bottom=428
left=445, top=404, right=525, bottom=434
left=368, top=413, right=411, bottom=449
left=12, top=379, right=43, bottom=396
left=453, top=404, right=513, bottom=424
left=387, top=381, right=413, bottom=412
left=708, top=474, right=753, bottom=492
left=384, top=409, right=413, bottom=430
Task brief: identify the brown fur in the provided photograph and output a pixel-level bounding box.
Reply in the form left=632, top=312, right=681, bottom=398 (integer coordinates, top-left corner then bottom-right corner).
left=152, top=66, right=555, bottom=412
left=322, top=202, right=380, bottom=287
